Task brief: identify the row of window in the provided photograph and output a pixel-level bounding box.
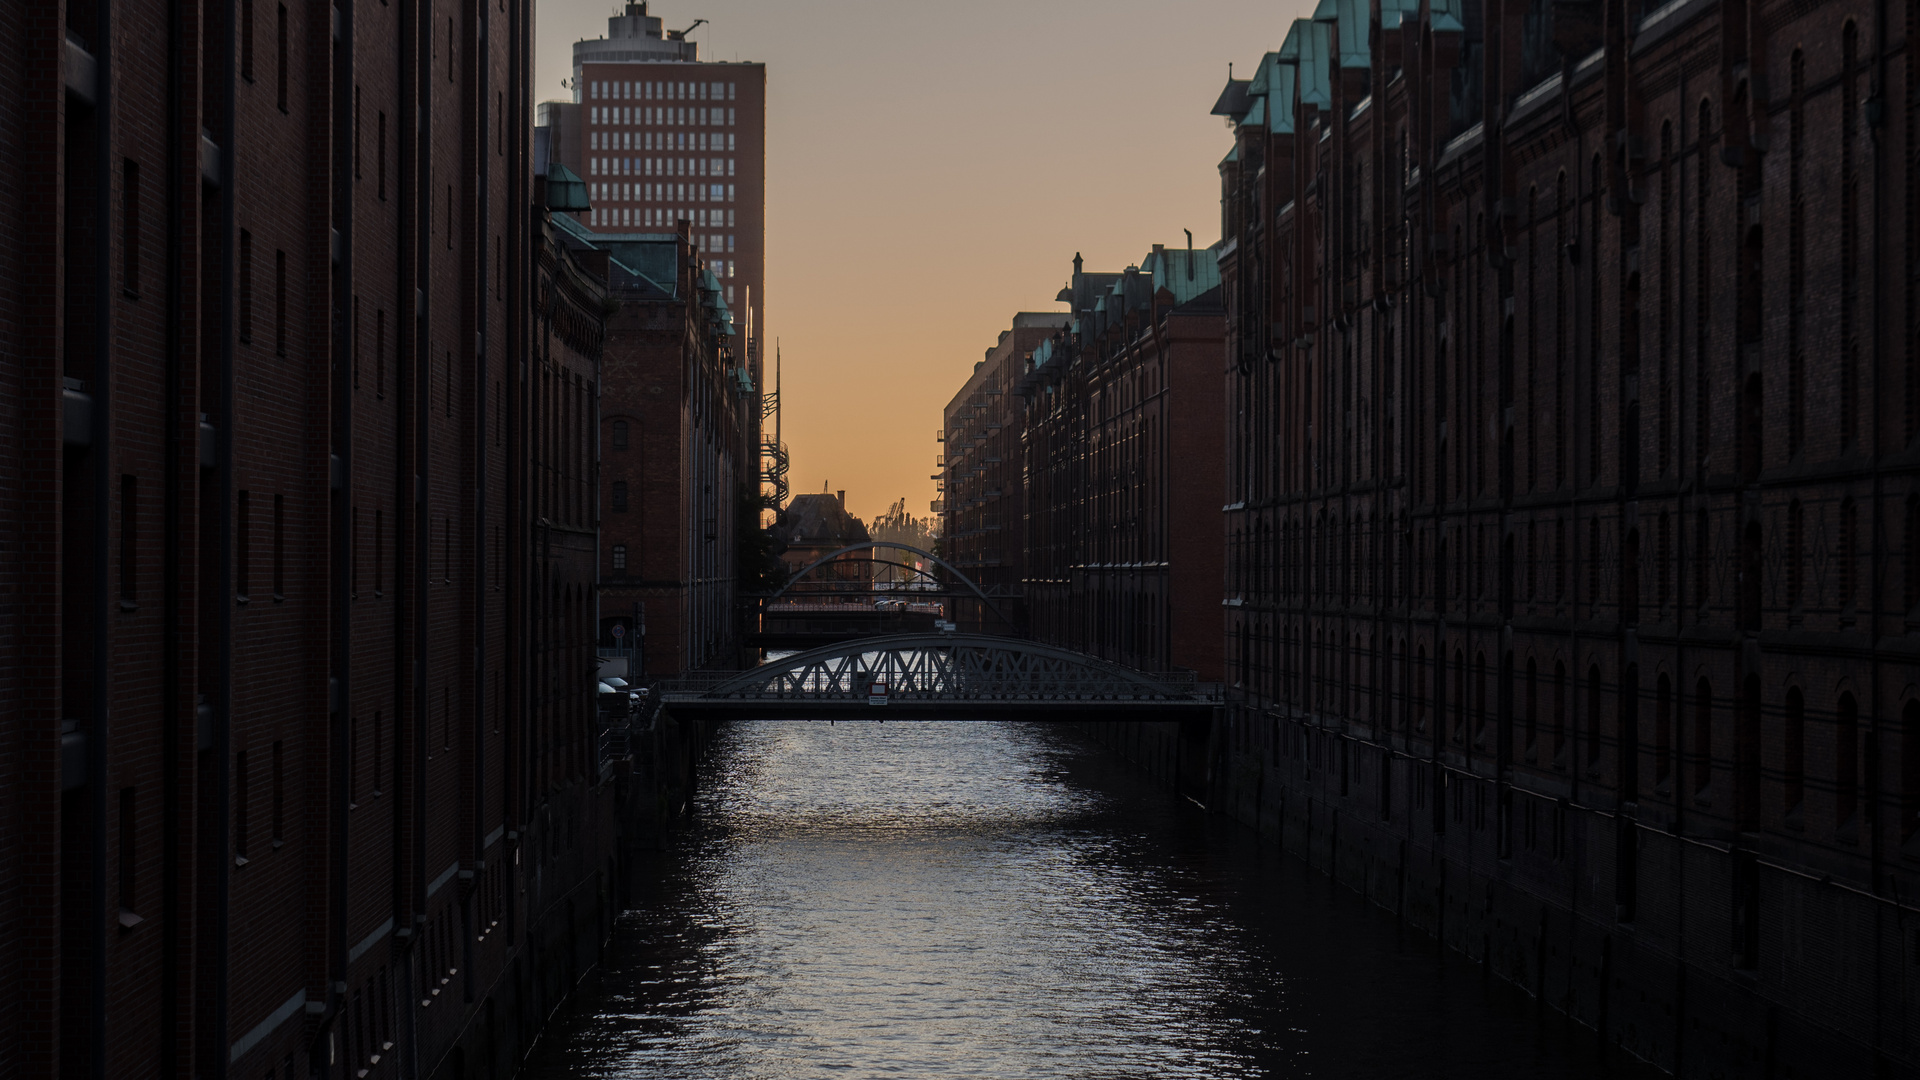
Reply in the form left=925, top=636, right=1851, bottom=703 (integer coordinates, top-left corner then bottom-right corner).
left=590, top=78, right=736, bottom=102
left=590, top=189, right=736, bottom=223
left=591, top=129, right=736, bottom=152
left=590, top=156, right=736, bottom=180
left=590, top=105, right=737, bottom=128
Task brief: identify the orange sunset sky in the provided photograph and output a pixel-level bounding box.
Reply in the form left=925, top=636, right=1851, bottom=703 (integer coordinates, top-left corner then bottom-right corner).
left=536, top=0, right=1311, bottom=523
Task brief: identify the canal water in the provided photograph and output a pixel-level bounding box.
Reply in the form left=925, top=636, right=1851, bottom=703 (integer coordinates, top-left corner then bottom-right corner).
left=521, top=720, right=1640, bottom=1079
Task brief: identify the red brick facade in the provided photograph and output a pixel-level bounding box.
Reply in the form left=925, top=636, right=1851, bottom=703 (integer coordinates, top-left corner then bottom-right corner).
left=1021, top=250, right=1226, bottom=679
left=0, top=4, right=620, bottom=1078
left=939, top=314, right=1064, bottom=634
left=585, top=224, right=751, bottom=677
left=1212, top=0, right=1920, bottom=1071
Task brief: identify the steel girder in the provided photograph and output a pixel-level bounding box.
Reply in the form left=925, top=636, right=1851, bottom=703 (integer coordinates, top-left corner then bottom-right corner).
left=662, top=634, right=1210, bottom=705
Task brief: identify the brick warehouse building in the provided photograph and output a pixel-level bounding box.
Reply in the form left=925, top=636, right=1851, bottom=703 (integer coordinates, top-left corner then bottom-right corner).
left=0, top=4, right=630, bottom=1079
left=1021, top=248, right=1226, bottom=679
left=938, top=312, right=1066, bottom=634
left=1201, top=0, right=1920, bottom=1072
left=563, top=220, right=753, bottom=677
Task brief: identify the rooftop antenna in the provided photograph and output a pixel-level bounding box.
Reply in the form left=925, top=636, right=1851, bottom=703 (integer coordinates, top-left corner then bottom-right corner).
left=1185, top=229, right=1195, bottom=280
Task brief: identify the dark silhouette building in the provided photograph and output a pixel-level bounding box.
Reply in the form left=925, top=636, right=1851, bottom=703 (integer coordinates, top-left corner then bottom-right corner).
left=1209, top=0, right=1919, bottom=1073
left=0, top=8, right=622, bottom=1079
left=940, top=313, right=1066, bottom=633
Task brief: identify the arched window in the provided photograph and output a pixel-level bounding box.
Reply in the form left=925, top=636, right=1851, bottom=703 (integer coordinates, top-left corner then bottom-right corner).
left=1694, top=678, right=1714, bottom=795
left=612, top=419, right=629, bottom=451
left=1784, top=687, right=1805, bottom=813
left=1553, top=661, right=1569, bottom=764
left=1787, top=500, right=1805, bottom=609
left=1655, top=673, right=1673, bottom=786
left=1836, top=692, right=1859, bottom=825
left=1904, top=701, right=1920, bottom=841
left=1526, top=658, right=1540, bottom=760
left=1737, top=675, right=1762, bottom=830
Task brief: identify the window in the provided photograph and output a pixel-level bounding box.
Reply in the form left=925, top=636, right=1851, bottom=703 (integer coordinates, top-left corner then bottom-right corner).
left=374, top=509, right=383, bottom=596
left=121, top=159, right=139, bottom=295
left=377, top=111, right=387, bottom=199
left=236, top=490, right=251, bottom=602
left=1655, top=674, right=1673, bottom=786
left=118, top=786, right=136, bottom=915
left=272, top=493, right=285, bottom=601
left=612, top=545, right=627, bottom=572
left=354, top=87, right=362, bottom=178
left=1784, top=687, right=1805, bottom=814
left=375, top=308, right=386, bottom=397
left=238, top=230, right=253, bottom=342
left=119, top=475, right=136, bottom=607
left=612, top=420, right=628, bottom=451
left=276, top=4, right=288, bottom=112
left=271, top=739, right=284, bottom=843
left=273, top=249, right=286, bottom=356
left=1836, top=693, right=1859, bottom=825
left=611, top=481, right=628, bottom=512
left=1694, top=679, right=1713, bottom=795
left=234, top=750, right=250, bottom=863
left=241, top=0, right=255, bottom=81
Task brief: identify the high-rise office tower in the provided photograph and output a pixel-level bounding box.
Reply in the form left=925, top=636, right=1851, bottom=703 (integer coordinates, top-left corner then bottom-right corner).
left=540, top=3, right=765, bottom=360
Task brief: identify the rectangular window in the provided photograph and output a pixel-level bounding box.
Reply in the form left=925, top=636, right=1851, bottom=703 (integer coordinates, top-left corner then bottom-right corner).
left=377, top=112, right=387, bottom=199
left=118, top=787, right=136, bottom=913
left=234, top=750, right=250, bottom=862
left=238, top=230, right=253, bottom=342
left=374, top=509, right=383, bottom=596
left=271, top=739, right=284, bottom=843
left=241, top=0, right=255, bottom=81
left=351, top=506, right=359, bottom=598
left=612, top=544, right=627, bottom=572
left=273, top=249, right=286, bottom=355
left=276, top=4, right=288, bottom=112
left=272, top=493, right=285, bottom=601
left=373, top=711, right=384, bottom=794
left=352, top=295, right=360, bottom=388
left=375, top=308, right=386, bottom=396
left=119, top=474, right=137, bottom=607
left=237, top=490, right=251, bottom=602
left=121, top=159, right=139, bottom=295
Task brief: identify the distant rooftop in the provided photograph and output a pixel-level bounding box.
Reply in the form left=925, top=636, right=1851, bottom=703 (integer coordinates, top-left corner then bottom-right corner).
left=572, top=2, right=704, bottom=90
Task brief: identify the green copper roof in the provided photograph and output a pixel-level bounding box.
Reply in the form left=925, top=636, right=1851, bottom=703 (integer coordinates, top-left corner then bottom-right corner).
left=1431, top=0, right=1466, bottom=33
left=1242, top=94, right=1266, bottom=130
left=1332, top=0, right=1370, bottom=68
left=1271, top=59, right=1297, bottom=134
left=1146, top=245, right=1221, bottom=306
left=1293, top=20, right=1332, bottom=110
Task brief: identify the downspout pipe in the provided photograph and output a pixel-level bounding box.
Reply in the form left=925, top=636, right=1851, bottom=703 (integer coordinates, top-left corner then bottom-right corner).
left=160, top=0, right=185, bottom=1067
left=86, top=0, right=115, bottom=1072
left=208, top=0, right=242, bottom=1068
left=328, top=0, right=357, bottom=1059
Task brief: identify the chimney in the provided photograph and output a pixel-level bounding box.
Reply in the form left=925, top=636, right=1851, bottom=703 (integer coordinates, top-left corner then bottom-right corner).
left=837, top=490, right=845, bottom=509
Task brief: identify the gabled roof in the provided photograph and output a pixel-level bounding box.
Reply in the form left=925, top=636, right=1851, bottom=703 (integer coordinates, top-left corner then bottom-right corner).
left=1146, top=245, right=1222, bottom=307
left=1210, top=78, right=1253, bottom=118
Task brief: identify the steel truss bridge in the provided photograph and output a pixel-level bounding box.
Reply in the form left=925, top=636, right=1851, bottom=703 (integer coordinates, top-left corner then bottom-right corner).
left=656, top=634, right=1223, bottom=720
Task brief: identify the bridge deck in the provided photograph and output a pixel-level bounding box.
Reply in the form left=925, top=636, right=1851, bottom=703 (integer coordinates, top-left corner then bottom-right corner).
left=655, top=633, right=1224, bottom=719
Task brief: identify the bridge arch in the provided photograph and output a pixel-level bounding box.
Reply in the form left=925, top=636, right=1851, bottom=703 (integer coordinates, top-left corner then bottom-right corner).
left=770, top=542, right=1014, bottom=629
left=675, top=633, right=1211, bottom=708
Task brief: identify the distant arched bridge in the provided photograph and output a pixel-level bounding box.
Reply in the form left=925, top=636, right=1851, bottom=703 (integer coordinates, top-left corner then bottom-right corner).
left=656, top=634, right=1223, bottom=719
